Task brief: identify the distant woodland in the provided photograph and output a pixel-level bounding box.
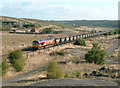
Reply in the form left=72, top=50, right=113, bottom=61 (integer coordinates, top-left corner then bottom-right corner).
left=53, top=20, right=118, bottom=28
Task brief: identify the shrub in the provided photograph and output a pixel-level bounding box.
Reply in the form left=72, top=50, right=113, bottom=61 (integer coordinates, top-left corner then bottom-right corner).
left=70, top=71, right=81, bottom=78
left=74, top=38, right=86, bottom=46
left=64, top=71, right=69, bottom=78
left=104, top=30, right=117, bottom=37
left=47, top=60, right=64, bottom=79
left=2, top=59, right=9, bottom=76
left=118, top=36, right=120, bottom=39
left=119, top=30, right=120, bottom=34
left=84, top=43, right=106, bottom=65
left=114, top=30, right=118, bottom=34
left=41, top=28, right=53, bottom=34
left=13, top=59, right=24, bottom=72
left=8, top=49, right=25, bottom=72
left=109, top=31, right=114, bottom=35
left=91, top=30, right=96, bottom=33
left=75, top=71, right=81, bottom=78
left=104, top=33, right=108, bottom=37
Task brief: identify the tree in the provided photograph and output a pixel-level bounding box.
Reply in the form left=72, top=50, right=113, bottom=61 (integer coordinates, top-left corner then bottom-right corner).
left=74, top=38, right=86, bottom=46
left=8, top=49, right=25, bottom=72
left=2, top=59, right=9, bottom=76
left=84, top=43, right=106, bottom=65
left=47, top=60, right=64, bottom=79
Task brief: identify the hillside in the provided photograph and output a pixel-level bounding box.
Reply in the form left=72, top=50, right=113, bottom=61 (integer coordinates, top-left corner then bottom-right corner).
left=1, top=16, right=116, bottom=34
left=53, top=20, right=118, bottom=28
left=1, top=16, right=75, bottom=31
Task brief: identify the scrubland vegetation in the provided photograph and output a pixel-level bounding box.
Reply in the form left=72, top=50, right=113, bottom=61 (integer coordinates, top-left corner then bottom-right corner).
left=85, top=43, right=106, bottom=65
left=2, top=59, right=9, bottom=76
left=47, top=60, right=64, bottom=79
left=41, top=28, right=53, bottom=34
left=74, top=38, right=86, bottom=46
left=8, top=49, right=25, bottom=72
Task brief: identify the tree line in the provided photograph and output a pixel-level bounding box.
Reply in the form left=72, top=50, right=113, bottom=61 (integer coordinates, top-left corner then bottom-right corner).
left=55, top=20, right=118, bottom=28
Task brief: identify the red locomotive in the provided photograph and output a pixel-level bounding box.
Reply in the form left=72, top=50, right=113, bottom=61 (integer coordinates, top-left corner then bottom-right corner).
left=33, top=39, right=55, bottom=49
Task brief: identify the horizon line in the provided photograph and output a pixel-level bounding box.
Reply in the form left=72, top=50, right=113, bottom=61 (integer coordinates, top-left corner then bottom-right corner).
left=0, top=15, right=118, bottom=21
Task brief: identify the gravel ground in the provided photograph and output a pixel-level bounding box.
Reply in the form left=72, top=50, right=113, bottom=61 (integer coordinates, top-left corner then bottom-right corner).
left=66, top=48, right=87, bottom=58
left=105, top=39, right=120, bottom=64
left=106, top=39, right=120, bottom=55
left=28, top=78, right=118, bottom=86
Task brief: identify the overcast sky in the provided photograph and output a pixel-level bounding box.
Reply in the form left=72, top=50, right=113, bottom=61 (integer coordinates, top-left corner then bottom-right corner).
left=0, top=0, right=119, bottom=20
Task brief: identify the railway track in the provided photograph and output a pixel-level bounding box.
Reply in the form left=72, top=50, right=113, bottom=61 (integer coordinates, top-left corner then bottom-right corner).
left=1, top=31, right=110, bottom=59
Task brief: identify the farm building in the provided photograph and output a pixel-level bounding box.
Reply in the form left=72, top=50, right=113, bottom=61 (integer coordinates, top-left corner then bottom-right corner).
left=14, top=29, right=25, bottom=33
left=25, top=29, right=31, bottom=33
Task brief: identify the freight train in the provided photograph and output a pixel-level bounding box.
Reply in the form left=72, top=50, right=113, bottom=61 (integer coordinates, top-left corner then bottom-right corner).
left=32, top=31, right=107, bottom=49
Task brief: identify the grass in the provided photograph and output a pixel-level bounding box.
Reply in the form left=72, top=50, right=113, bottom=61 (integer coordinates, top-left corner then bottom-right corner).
left=2, top=32, right=48, bottom=46
left=2, top=32, right=64, bottom=54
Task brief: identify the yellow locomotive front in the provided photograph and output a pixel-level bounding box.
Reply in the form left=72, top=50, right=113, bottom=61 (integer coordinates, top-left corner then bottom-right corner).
left=33, top=40, right=40, bottom=49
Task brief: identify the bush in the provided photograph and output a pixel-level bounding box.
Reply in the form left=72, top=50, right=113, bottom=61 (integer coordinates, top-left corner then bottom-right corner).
left=84, top=43, right=106, bottom=65
left=47, top=60, right=64, bottom=79
left=91, top=30, right=96, bottom=33
left=118, top=36, right=120, bottom=39
left=41, top=28, right=53, bottom=34
left=8, top=49, right=25, bottom=72
left=109, top=31, right=114, bottom=35
left=64, top=71, right=69, bottom=78
left=2, top=59, right=9, bottom=76
left=13, top=59, right=24, bottom=72
left=74, top=38, right=86, bottom=46
left=104, top=30, right=118, bottom=37
left=104, top=33, right=108, bottom=37
left=75, top=71, right=81, bottom=78
left=70, top=71, right=81, bottom=78
left=114, top=30, right=118, bottom=34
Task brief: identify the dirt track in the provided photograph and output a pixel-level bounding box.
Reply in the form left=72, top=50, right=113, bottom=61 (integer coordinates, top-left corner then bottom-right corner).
left=105, top=39, right=120, bottom=64
left=28, top=78, right=118, bottom=86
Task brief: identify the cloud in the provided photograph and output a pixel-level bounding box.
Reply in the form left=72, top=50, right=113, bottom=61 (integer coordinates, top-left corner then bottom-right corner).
left=1, top=0, right=118, bottom=20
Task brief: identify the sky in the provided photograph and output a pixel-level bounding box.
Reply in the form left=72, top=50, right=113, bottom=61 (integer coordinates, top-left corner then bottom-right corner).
left=0, top=0, right=119, bottom=20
